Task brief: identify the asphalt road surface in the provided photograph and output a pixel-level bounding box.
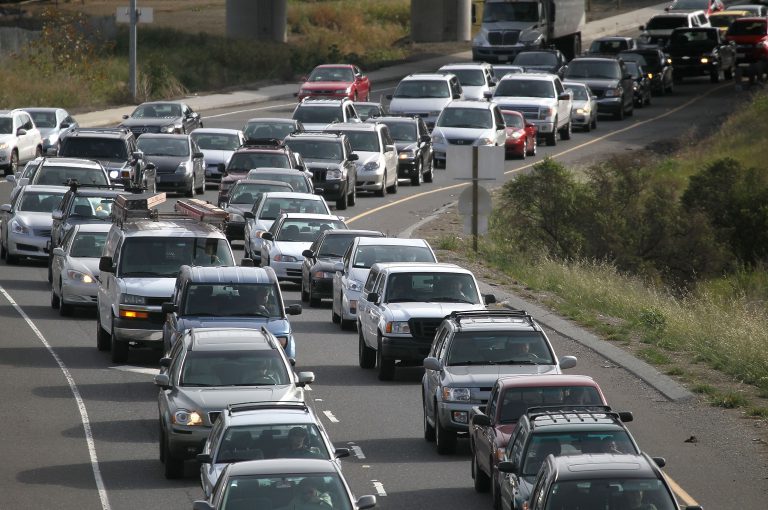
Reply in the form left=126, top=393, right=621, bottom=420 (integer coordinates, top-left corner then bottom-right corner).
left=1, top=72, right=767, bottom=510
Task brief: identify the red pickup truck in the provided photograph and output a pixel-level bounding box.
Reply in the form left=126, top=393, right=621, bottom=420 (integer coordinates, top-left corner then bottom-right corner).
left=469, top=375, right=607, bottom=509
left=726, top=17, right=768, bottom=82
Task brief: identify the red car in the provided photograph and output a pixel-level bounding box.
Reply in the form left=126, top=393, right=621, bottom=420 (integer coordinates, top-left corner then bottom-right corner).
left=726, top=17, right=768, bottom=70
left=469, top=374, right=607, bottom=507
left=501, top=110, right=537, bottom=159
left=296, top=64, right=371, bottom=101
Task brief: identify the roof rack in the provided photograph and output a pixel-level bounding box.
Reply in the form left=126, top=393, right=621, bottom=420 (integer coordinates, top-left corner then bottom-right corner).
left=111, top=192, right=166, bottom=225
left=66, top=180, right=126, bottom=193
left=174, top=198, right=228, bottom=229
left=527, top=405, right=619, bottom=424
left=227, top=401, right=310, bottom=416
left=447, top=309, right=537, bottom=328
left=67, top=127, right=132, bottom=136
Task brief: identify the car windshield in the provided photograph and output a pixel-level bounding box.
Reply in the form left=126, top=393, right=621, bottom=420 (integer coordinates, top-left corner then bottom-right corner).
left=276, top=219, right=346, bottom=242
left=29, top=111, right=57, bottom=128
left=567, top=86, right=590, bottom=100
left=285, top=140, right=342, bottom=161
left=728, top=19, right=767, bottom=35
left=59, top=137, right=128, bottom=160
left=0, top=118, right=12, bottom=134
left=625, top=62, right=642, bottom=79
left=671, top=29, right=718, bottom=49
left=385, top=272, right=479, bottom=304
left=131, top=103, right=182, bottom=118
left=495, top=79, right=554, bottom=98
left=230, top=183, right=290, bottom=204
left=502, top=112, right=524, bottom=128
left=260, top=198, right=328, bottom=220
left=33, top=165, right=108, bottom=186
left=190, top=132, right=241, bottom=151
left=522, top=430, right=639, bottom=476
left=318, top=234, right=360, bottom=257
left=589, top=39, right=629, bottom=54
left=244, top=121, right=297, bottom=140
left=670, top=0, right=706, bottom=9
left=355, top=104, right=382, bottom=120
left=565, top=61, right=621, bottom=80
left=498, top=385, right=604, bottom=424
left=447, top=331, right=554, bottom=366
left=68, top=196, right=114, bottom=219
left=513, top=52, right=557, bottom=66
left=394, top=80, right=450, bottom=98
left=646, top=16, right=688, bottom=30
left=247, top=171, right=310, bottom=194
left=228, top=153, right=291, bottom=173
left=219, top=474, right=352, bottom=510
left=216, top=424, right=330, bottom=463
left=293, top=106, right=343, bottom=125
left=340, top=131, right=380, bottom=152
left=437, top=108, right=493, bottom=129
left=446, top=69, right=486, bottom=86
left=483, top=1, right=538, bottom=22
left=118, top=237, right=233, bottom=277
left=384, top=122, right=417, bottom=142
left=137, top=137, right=190, bottom=157
left=69, top=232, right=107, bottom=258
left=308, top=66, right=355, bottom=82
left=18, top=191, right=64, bottom=212
left=544, top=479, right=676, bottom=510
left=183, top=283, right=281, bottom=317
left=352, top=244, right=435, bottom=268
left=180, top=350, right=289, bottom=387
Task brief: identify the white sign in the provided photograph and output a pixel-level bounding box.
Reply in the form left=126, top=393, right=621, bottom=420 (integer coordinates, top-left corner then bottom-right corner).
left=116, top=6, right=154, bottom=23
left=457, top=185, right=492, bottom=235
left=445, top=145, right=505, bottom=180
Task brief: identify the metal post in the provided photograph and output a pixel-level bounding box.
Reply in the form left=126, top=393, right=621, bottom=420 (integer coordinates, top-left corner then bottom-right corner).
left=129, top=0, right=137, bottom=102
left=471, top=146, right=478, bottom=253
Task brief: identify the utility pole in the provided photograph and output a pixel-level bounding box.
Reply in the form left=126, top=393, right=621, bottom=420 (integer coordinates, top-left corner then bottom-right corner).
left=471, top=146, right=479, bottom=252
left=129, top=0, right=137, bottom=102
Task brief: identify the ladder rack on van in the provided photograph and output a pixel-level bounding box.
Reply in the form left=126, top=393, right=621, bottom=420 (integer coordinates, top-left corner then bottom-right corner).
left=112, top=191, right=166, bottom=225
left=174, top=198, right=229, bottom=230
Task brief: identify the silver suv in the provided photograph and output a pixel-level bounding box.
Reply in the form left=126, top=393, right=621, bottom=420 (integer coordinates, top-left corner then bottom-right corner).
left=438, top=62, right=497, bottom=100
left=291, top=98, right=361, bottom=132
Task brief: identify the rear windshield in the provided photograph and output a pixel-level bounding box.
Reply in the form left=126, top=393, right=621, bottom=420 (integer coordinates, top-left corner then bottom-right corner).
left=512, top=52, right=557, bottom=66
left=385, top=272, right=479, bottom=304
left=33, top=165, right=108, bottom=186
left=670, top=30, right=718, bottom=49
left=544, top=479, right=676, bottom=510
left=230, top=183, right=290, bottom=204
left=183, top=283, right=281, bottom=317
left=728, top=19, right=768, bottom=36
left=498, top=385, right=604, bottom=424
left=565, top=61, right=621, bottom=80
left=447, top=331, right=554, bottom=366
left=216, top=424, right=330, bottom=463
left=260, top=198, right=328, bottom=220
left=276, top=219, right=346, bottom=242
left=60, top=137, right=128, bottom=160
left=190, top=132, right=241, bottom=151
left=567, top=86, right=590, bottom=100
left=340, top=131, right=380, bottom=152
left=383, top=122, right=417, bottom=142
left=523, top=430, right=638, bottom=476
left=244, top=121, right=297, bottom=140
left=445, top=69, right=485, bottom=86
left=29, top=111, right=57, bottom=128
left=247, top=171, right=310, bottom=194
left=137, top=137, right=190, bottom=157
left=68, top=195, right=114, bottom=219
left=318, top=234, right=361, bottom=258
left=180, top=350, right=289, bottom=387
left=292, top=106, right=342, bottom=125
left=495, top=79, right=554, bottom=98
left=284, top=139, right=342, bottom=161
left=228, top=153, right=291, bottom=173
left=437, top=108, right=493, bottom=129
left=352, top=244, right=435, bottom=268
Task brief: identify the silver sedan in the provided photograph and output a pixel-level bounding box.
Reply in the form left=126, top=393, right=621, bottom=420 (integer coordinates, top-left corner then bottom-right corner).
left=50, top=223, right=110, bottom=316
left=564, top=81, right=599, bottom=132
left=0, top=184, right=65, bottom=264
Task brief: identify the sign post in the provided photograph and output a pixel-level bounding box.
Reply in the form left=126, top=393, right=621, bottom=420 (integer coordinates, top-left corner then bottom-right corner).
left=116, top=2, right=154, bottom=102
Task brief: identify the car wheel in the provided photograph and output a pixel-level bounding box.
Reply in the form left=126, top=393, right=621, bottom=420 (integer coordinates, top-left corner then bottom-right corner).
left=591, top=116, right=598, bottom=131
left=348, top=184, right=356, bottom=206
left=559, top=121, right=571, bottom=141
left=626, top=101, right=634, bottom=117
left=519, top=140, right=527, bottom=159
left=424, top=156, right=434, bottom=183
left=527, top=137, right=537, bottom=156
left=545, top=131, right=557, bottom=146
left=50, top=286, right=60, bottom=309
left=336, top=187, right=348, bottom=210
left=386, top=172, right=398, bottom=193
left=411, top=160, right=423, bottom=186
left=96, top=316, right=111, bottom=351
left=583, top=119, right=591, bottom=133
left=376, top=335, right=394, bottom=380
left=725, top=65, right=734, bottom=81
left=185, top=174, right=195, bottom=197
left=59, top=282, right=72, bottom=316
left=375, top=173, right=387, bottom=197
left=301, top=280, right=309, bottom=302
left=341, top=315, right=355, bottom=331
left=196, top=173, right=205, bottom=193
left=710, top=69, right=720, bottom=83
left=0, top=237, right=6, bottom=259
left=435, top=404, right=457, bottom=454
left=5, top=243, right=18, bottom=264
left=110, top=325, right=129, bottom=363
left=645, top=91, right=651, bottom=106
left=332, top=296, right=341, bottom=324
left=473, top=454, right=491, bottom=492
left=359, top=329, right=375, bottom=368
left=309, top=284, right=320, bottom=307
left=8, top=150, right=18, bottom=175
left=163, top=436, right=185, bottom=479
left=614, top=105, right=625, bottom=121
left=423, top=395, right=436, bottom=442
left=47, top=256, right=53, bottom=283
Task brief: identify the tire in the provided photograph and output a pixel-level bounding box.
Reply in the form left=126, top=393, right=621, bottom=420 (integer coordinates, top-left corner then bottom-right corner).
left=411, top=160, right=423, bottom=186
left=51, top=287, right=60, bottom=309
left=163, top=436, right=185, bottom=479
left=332, top=297, right=341, bottom=324
left=645, top=91, right=651, bottom=106
left=435, top=406, right=457, bottom=454
left=545, top=131, right=557, bottom=146
left=96, top=317, right=111, bottom=351
left=626, top=101, right=634, bottom=117
left=725, top=65, right=734, bottom=81
left=341, top=316, right=355, bottom=331
left=559, top=121, right=571, bottom=141
left=110, top=326, right=129, bottom=363
left=309, top=285, right=320, bottom=307
left=375, top=174, right=387, bottom=197
left=0, top=238, right=6, bottom=259
left=710, top=69, right=720, bottom=83
left=8, top=150, right=18, bottom=176
left=196, top=172, right=205, bottom=193
left=591, top=116, right=598, bottom=131
left=667, top=78, right=674, bottom=94
left=423, top=396, right=436, bottom=442
left=519, top=141, right=527, bottom=159
left=58, top=282, right=72, bottom=316
left=386, top=172, right=398, bottom=194
left=348, top=184, right=356, bottom=206
left=527, top=137, right=537, bottom=156
left=47, top=257, right=53, bottom=283
left=376, top=335, right=394, bottom=381
left=335, top=195, right=348, bottom=210
left=359, top=330, right=375, bottom=368
left=185, top=174, right=195, bottom=197
left=492, top=477, right=502, bottom=510
left=159, top=426, right=166, bottom=462
left=5, top=245, right=18, bottom=264
left=301, top=280, right=309, bottom=302
left=614, top=105, right=625, bottom=121
left=473, top=455, right=491, bottom=492
left=424, top=156, right=434, bottom=183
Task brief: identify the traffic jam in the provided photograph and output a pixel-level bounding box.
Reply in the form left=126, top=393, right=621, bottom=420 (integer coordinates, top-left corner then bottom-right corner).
left=1, top=0, right=764, bottom=508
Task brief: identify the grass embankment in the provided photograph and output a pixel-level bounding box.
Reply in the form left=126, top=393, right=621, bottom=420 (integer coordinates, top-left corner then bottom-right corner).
left=0, top=0, right=410, bottom=109
left=433, top=93, right=768, bottom=418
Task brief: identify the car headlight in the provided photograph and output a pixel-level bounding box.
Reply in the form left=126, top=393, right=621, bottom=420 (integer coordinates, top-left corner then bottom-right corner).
left=477, top=137, right=494, bottom=146
left=385, top=321, right=410, bottom=334
left=633, top=83, right=639, bottom=91
left=67, top=270, right=95, bottom=284
left=347, top=279, right=364, bottom=292
left=539, top=106, right=555, bottom=119
left=326, top=168, right=342, bottom=180
left=363, top=161, right=380, bottom=172
left=161, top=124, right=179, bottom=133
left=109, top=170, right=119, bottom=180
left=510, top=131, right=523, bottom=139
left=300, top=89, right=310, bottom=95
left=647, top=73, right=654, bottom=80
left=604, top=88, right=621, bottom=97
left=398, top=150, right=416, bottom=160
left=172, top=409, right=204, bottom=426
left=176, top=161, right=191, bottom=173
left=0, top=142, right=8, bottom=150
left=273, top=254, right=298, bottom=262
left=275, top=335, right=289, bottom=349
left=10, top=218, right=30, bottom=235
left=442, top=387, right=471, bottom=402
left=121, top=293, right=147, bottom=305
left=313, top=271, right=334, bottom=279
left=700, top=57, right=710, bottom=64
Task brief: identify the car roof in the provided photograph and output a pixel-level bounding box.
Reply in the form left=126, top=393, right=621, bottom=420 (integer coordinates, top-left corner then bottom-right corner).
left=116, top=219, right=225, bottom=237
left=440, top=62, right=491, bottom=70
left=496, top=374, right=600, bottom=389
left=71, top=223, right=113, bottom=234
left=226, top=458, right=339, bottom=476
left=181, top=265, right=278, bottom=284
left=402, top=73, right=455, bottom=81
left=228, top=405, right=317, bottom=426
left=371, top=116, right=419, bottom=124
left=261, top=191, right=323, bottom=200
left=286, top=132, right=344, bottom=141
left=445, top=100, right=495, bottom=110
left=562, top=81, right=589, bottom=89
left=323, top=229, right=381, bottom=237
left=371, top=262, right=465, bottom=273
left=138, top=100, right=185, bottom=106
left=246, top=117, right=298, bottom=124
left=187, top=327, right=274, bottom=351
left=551, top=453, right=660, bottom=481
left=500, top=73, right=557, bottom=82
left=20, top=184, right=68, bottom=193
left=235, top=179, right=292, bottom=187
left=444, top=311, right=539, bottom=331
left=190, top=128, right=243, bottom=135
left=298, top=98, right=350, bottom=106
left=314, top=64, right=354, bottom=69
left=21, top=107, right=63, bottom=112
left=137, top=133, right=189, bottom=140
left=571, top=57, right=620, bottom=63
left=356, top=236, right=428, bottom=247
left=63, top=128, right=132, bottom=139
left=280, top=212, right=341, bottom=221
left=327, top=122, right=378, bottom=132
left=41, top=158, right=103, bottom=169
left=527, top=410, right=625, bottom=431
left=592, top=36, right=633, bottom=42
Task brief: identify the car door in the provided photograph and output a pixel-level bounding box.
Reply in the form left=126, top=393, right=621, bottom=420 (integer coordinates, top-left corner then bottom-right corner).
left=333, top=242, right=353, bottom=312
left=358, top=268, right=380, bottom=344
left=424, top=327, right=449, bottom=418
left=354, top=66, right=370, bottom=99
left=51, top=191, right=72, bottom=248
left=500, top=424, right=528, bottom=508
left=52, top=227, right=75, bottom=288
left=380, top=126, right=397, bottom=186
left=97, top=232, right=121, bottom=331
left=553, top=79, right=570, bottom=127
left=491, top=105, right=507, bottom=146
left=366, top=272, right=388, bottom=343
left=417, top=118, right=432, bottom=170
left=191, top=140, right=204, bottom=184
left=261, top=218, right=281, bottom=264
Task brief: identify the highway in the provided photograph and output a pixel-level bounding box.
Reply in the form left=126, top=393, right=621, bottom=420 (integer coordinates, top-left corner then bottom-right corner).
left=1, top=72, right=767, bottom=510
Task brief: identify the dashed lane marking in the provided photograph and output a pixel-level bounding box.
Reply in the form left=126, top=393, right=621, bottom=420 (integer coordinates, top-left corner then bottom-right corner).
left=371, top=480, right=387, bottom=497
left=323, top=410, right=339, bottom=423
left=109, top=365, right=159, bottom=376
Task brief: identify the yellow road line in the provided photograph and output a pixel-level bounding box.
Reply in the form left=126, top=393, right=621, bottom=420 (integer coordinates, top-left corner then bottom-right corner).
left=666, top=472, right=700, bottom=507
left=347, top=82, right=730, bottom=225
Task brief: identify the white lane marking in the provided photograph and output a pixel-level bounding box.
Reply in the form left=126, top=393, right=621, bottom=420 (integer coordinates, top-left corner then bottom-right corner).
left=305, top=384, right=312, bottom=391
left=109, top=365, right=159, bottom=376
left=350, top=445, right=366, bottom=459
left=314, top=398, right=324, bottom=402
left=371, top=480, right=387, bottom=496
left=322, top=410, right=339, bottom=423
left=0, top=285, right=112, bottom=510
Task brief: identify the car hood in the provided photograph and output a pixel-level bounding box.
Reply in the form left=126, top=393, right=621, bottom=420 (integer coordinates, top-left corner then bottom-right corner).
left=200, top=149, right=233, bottom=165
left=386, top=302, right=486, bottom=320
left=571, top=99, right=590, bottom=108
left=0, top=134, right=18, bottom=143
left=177, top=317, right=291, bottom=336
left=14, top=211, right=54, bottom=229
left=121, top=117, right=181, bottom=128
left=176, top=385, right=304, bottom=413
left=94, top=159, right=129, bottom=171
left=395, top=141, right=418, bottom=152
left=493, top=97, right=554, bottom=108
left=444, top=364, right=559, bottom=384
left=388, top=97, right=453, bottom=114
left=145, top=155, right=187, bottom=172
left=273, top=241, right=312, bottom=258
left=65, top=256, right=100, bottom=276
left=433, top=126, right=495, bottom=140
left=354, top=151, right=383, bottom=166
left=302, top=81, right=353, bottom=90
left=304, top=159, right=343, bottom=170
left=348, top=267, right=370, bottom=285
left=564, top=78, right=619, bottom=90
left=120, top=277, right=175, bottom=298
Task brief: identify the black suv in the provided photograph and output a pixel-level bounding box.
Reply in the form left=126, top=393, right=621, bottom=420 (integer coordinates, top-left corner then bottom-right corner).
left=511, top=49, right=569, bottom=77
left=523, top=453, right=701, bottom=510
left=619, top=48, right=675, bottom=95
left=366, top=116, right=434, bottom=186
left=58, top=127, right=151, bottom=189
left=497, top=407, right=638, bottom=510
left=564, top=57, right=635, bottom=120
left=283, top=132, right=358, bottom=210
left=668, top=26, right=736, bottom=83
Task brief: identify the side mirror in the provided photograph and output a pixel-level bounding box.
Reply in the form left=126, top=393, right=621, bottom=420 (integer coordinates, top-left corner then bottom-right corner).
left=333, top=261, right=344, bottom=273
left=356, top=495, right=377, bottom=510
left=497, top=460, right=517, bottom=474
left=302, top=249, right=314, bottom=258
left=153, top=373, right=171, bottom=388
left=193, top=151, right=204, bottom=159
left=483, top=91, right=493, bottom=99
left=161, top=302, right=177, bottom=314
left=192, top=502, right=214, bottom=510
left=16, top=128, right=26, bottom=136
left=296, top=371, right=315, bottom=386
left=453, top=93, right=462, bottom=99
left=145, top=162, right=156, bottom=171
left=367, top=292, right=380, bottom=303
left=52, top=247, right=65, bottom=257
left=241, top=257, right=255, bottom=267
left=618, top=411, right=634, bottom=423
left=99, top=256, right=115, bottom=273
left=558, top=355, right=577, bottom=370
left=286, top=304, right=302, bottom=315
left=639, top=25, right=645, bottom=31
left=558, top=92, right=571, bottom=101
left=244, top=211, right=254, bottom=219
left=484, top=294, right=496, bottom=305
left=131, top=151, right=144, bottom=161
left=314, top=188, right=325, bottom=195
left=349, top=153, right=359, bottom=161
left=60, top=122, right=71, bottom=129
left=196, top=453, right=213, bottom=464
left=420, top=134, right=431, bottom=143
left=5, top=175, right=14, bottom=184
left=472, top=413, right=491, bottom=427
left=652, top=456, right=666, bottom=468
left=122, top=114, right=130, bottom=119
left=52, top=210, right=64, bottom=220
left=423, top=357, right=443, bottom=371
left=159, top=357, right=172, bottom=368
left=1, top=204, right=13, bottom=214
left=334, top=448, right=351, bottom=459
left=261, top=232, right=274, bottom=241
left=385, top=144, right=395, bottom=152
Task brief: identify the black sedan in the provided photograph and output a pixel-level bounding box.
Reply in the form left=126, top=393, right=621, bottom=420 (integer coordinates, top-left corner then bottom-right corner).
left=619, top=48, right=675, bottom=95
left=301, top=229, right=384, bottom=307
left=119, top=101, right=202, bottom=136
left=136, top=134, right=205, bottom=197
left=367, top=116, right=434, bottom=186
left=626, top=61, right=652, bottom=107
